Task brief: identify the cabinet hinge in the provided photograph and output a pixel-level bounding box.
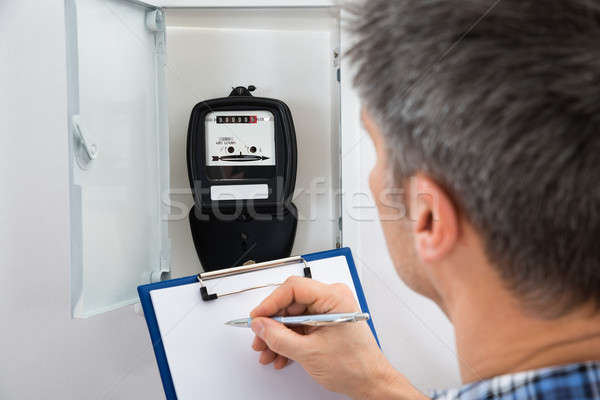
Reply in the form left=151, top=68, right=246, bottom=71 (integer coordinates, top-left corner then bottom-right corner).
left=151, top=256, right=170, bottom=283
left=145, top=9, right=165, bottom=32
left=146, top=9, right=167, bottom=66
left=333, top=47, right=340, bottom=67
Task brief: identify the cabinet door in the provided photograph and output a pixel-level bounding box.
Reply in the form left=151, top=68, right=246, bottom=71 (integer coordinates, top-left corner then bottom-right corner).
left=65, top=0, right=169, bottom=318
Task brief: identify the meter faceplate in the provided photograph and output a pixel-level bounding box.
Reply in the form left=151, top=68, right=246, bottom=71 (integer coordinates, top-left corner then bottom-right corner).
left=205, top=110, right=276, bottom=167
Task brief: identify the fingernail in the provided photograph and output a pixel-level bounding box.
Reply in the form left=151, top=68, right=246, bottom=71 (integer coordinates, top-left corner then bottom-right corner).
left=251, top=319, right=264, bottom=337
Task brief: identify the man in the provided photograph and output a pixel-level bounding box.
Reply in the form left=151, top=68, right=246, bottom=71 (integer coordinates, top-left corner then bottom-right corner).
left=249, top=0, right=600, bottom=399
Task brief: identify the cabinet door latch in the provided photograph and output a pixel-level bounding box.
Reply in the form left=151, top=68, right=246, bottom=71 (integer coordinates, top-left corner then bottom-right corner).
left=71, top=114, right=98, bottom=161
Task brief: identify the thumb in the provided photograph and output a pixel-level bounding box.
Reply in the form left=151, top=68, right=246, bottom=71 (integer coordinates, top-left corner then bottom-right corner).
left=251, top=317, right=306, bottom=360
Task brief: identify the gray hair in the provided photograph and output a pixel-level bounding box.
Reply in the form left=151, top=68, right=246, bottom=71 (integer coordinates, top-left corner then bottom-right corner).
left=347, top=0, right=600, bottom=316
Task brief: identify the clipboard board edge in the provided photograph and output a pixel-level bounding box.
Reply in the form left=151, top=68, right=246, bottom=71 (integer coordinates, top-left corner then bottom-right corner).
left=138, top=276, right=197, bottom=400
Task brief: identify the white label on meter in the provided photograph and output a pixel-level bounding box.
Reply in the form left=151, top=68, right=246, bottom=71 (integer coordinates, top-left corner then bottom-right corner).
left=205, top=110, right=276, bottom=166
left=210, top=184, right=269, bottom=200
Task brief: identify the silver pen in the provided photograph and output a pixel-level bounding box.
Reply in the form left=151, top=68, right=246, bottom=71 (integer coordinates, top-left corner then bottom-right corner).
left=225, top=312, right=370, bottom=327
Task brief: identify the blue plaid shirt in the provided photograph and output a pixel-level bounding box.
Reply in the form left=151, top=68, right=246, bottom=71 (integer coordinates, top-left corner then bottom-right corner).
left=432, top=361, right=600, bottom=400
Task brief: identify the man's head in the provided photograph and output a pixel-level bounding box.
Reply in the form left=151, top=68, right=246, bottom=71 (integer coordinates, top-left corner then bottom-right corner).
left=349, top=0, right=600, bottom=318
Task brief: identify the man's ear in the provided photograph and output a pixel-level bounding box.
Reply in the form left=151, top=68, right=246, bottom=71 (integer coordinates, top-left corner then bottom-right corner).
left=410, top=174, right=459, bottom=263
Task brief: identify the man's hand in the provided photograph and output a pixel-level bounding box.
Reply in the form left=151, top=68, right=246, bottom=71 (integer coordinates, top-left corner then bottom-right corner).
left=250, top=276, right=427, bottom=400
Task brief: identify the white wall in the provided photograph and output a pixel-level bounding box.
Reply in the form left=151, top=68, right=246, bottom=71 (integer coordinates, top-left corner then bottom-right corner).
left=0, top=2, right=163, bottom=399
left=0, top=1, right=460, bottom=398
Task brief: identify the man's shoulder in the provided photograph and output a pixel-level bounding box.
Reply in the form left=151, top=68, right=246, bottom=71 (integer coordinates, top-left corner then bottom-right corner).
left=432, top=361, right=600, bottom=400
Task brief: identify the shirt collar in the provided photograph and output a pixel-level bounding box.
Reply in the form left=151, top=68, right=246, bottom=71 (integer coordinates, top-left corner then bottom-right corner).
left=431, top=361, right=600, bottom=400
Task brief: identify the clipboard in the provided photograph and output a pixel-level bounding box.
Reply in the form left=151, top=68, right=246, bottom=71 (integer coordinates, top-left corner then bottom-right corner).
left=137, top=247, right=378, bottom=400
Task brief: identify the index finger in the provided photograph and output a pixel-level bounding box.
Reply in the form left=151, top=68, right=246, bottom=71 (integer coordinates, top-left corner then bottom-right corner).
left=250, top=276, right=335, bottom=318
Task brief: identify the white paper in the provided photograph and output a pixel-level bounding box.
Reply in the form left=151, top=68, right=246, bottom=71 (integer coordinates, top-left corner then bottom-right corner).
left=150, top=256, right=357, bottom=399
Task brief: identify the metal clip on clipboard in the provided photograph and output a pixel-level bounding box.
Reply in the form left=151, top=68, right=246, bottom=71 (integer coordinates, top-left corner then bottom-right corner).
left=197, top=256, right=312, bottom=301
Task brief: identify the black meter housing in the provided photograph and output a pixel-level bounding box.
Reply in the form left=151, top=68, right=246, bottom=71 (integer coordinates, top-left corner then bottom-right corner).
left=187, top=86, right=298, bottom=271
